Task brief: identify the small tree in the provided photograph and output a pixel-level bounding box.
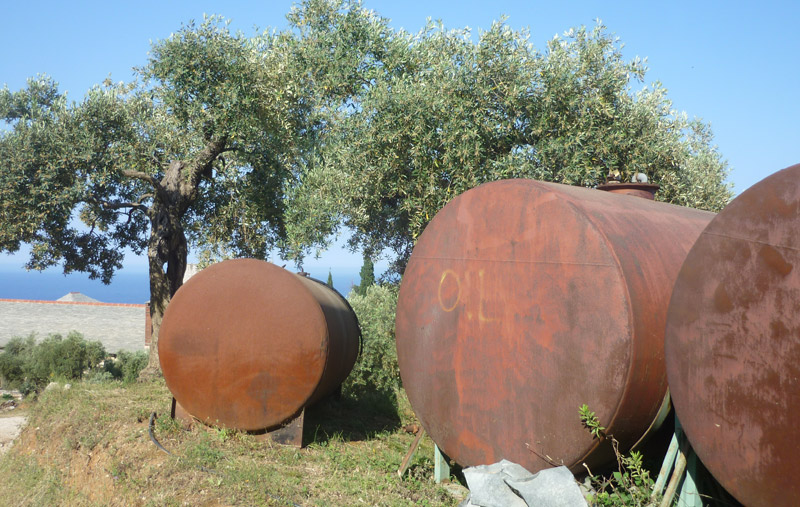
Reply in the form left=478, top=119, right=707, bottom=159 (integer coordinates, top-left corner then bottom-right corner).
left=355, top=253, right=375, bottom=296
left=326, top=269, right=334, bottom=288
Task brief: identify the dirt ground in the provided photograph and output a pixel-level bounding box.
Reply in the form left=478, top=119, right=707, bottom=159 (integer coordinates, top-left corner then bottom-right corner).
left=0, top=414, right=26, bottom=454
left=0, top=391, right=27, bottom=454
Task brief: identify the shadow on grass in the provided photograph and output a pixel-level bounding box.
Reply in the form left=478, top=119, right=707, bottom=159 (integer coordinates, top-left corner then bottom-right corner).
left=303, top=388, right=401, bottom=445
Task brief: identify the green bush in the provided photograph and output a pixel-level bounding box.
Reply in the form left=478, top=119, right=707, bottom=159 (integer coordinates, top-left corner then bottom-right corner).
left=0, top=332, right=107, bottom=392
left=0, top=353, right=24, bottom=389
left=26, top=332, right=106, bottom=384
left=117, top=350, right=148, bottom=383
left=100, top=350, right=148, bottom=383
left=344, top=284, right=401, bottom=411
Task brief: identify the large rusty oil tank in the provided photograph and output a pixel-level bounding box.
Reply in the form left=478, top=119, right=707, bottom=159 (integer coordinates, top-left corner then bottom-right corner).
left=159, top=259, right=360, bottom=432
left=395, top=179, right=714, bottom=473
left=665, top=163, right=800, bottom=507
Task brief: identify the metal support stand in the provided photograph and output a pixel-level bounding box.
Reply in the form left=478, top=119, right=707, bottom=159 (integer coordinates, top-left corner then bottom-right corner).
left=264, top=409, right=305, bottom=447
left=171, top=397, right=305, bottom=447
left=434, top=444, right=451, bottom=483
left=652, top=416, right=702, bottom=507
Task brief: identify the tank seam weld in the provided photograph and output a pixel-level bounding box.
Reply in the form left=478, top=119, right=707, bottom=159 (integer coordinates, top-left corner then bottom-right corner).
left=702, top=231, right=800, bottom=252
left=408, top=256, right=614, bottom=267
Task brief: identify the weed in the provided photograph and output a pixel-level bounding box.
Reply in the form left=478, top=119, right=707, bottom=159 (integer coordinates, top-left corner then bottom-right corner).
left=155, top=412, right=181, bottom=436
left=185, top=437, right=225, bottom=469
left=216, top=427, right=236, bottom=442
left=579, top=404, right=658, bottom=506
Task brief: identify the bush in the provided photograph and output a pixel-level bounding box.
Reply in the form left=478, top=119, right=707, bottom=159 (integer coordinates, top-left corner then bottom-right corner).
left=344, top=284, right=401, bottom=411
left=117, top=350, right=148, bottom=383
left=100, top=350, right=148, bottom=383
left=0, top=332, right=107, bottom=392
left=0, top=353, right=24, bottom=389
left=0, top=335, right=37, bottom=388
left=26, top=332, right=107, bottom=384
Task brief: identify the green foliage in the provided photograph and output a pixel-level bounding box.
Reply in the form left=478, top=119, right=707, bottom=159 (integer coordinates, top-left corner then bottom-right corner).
left=0, top=332, right=107, bottom=392
left=118, top=350, right=149, bottom=383
left=98, top=350, right=149, bottom=383
left=579, top=405, right=658, bottom=506
left=0, top=17, right=304, bottom=279
left=326, top=269, right=334, bottom=288
left=354, top=253, right=375, bottom=296
left=0, top=13, right=318, bottom=370
left=579, top=403, right=607, bottom=440
left=286, top=10, right=733, bottom=273
left=343, top=284, right=401, bottom=413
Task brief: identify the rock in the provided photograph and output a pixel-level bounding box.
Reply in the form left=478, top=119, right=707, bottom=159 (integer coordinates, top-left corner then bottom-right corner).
left=45, top=382, right=60, bottom=392
left=64, top=383, right=72, bottom=390
left=461, top=460, right=587, bottom=507
left=442, top=482, right=470, bottom=502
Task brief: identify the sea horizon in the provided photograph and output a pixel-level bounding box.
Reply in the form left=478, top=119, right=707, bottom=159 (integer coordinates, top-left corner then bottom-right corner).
left=0, top=264, right=361, bottom=304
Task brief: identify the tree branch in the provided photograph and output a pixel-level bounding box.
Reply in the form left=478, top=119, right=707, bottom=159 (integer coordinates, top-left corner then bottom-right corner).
left=89, top=195, right=150, bottom=214
left=121, top=168, right=157, bottom=185
left=121, top=169, right=169, bottom=203
left=186, top=136, right=229, bottom=190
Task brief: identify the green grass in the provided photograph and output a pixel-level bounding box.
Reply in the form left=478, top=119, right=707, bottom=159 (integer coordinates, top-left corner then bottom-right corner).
left=0, top=379, right=461, bottom=506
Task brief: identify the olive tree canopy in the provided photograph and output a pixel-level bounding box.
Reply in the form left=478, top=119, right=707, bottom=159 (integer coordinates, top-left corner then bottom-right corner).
left=0, top=16, right=312, bottom=369
left=285, top=15, right=733, bottom=274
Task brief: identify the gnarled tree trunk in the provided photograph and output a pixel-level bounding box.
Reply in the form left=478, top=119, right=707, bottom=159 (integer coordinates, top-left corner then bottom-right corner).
left=142, top=140, right=227, bottom=374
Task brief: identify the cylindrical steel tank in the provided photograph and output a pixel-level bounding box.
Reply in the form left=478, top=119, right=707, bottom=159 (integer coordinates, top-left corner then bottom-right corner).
left=159, top=259, right=360, bottom=432
left=395, top=179, right=714, bottom=473
left=665, top=163, right=800, bottom=507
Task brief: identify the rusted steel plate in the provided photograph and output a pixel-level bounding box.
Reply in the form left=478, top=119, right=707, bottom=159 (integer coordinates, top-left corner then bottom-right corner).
left=396, top=179, right=713, bottom=473
left=159, top=259, right=359, bottom=432
left=665, top=163, right=800, bottom=507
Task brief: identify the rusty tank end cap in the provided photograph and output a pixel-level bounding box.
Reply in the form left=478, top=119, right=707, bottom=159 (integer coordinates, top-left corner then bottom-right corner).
left=159, top=259, right=330, bottom=432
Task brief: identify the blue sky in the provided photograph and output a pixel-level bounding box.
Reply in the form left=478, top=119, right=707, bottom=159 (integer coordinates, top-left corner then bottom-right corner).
left=2, top=0, right=799, bottom=293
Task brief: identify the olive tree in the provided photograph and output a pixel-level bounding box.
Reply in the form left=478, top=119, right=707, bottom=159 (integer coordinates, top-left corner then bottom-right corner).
left=286, top=17, right=733, bottom=274
left=0, top=17, right=310, bottom=370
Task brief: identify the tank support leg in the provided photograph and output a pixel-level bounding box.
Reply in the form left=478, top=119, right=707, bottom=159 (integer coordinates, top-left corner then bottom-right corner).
left=434, top=444, right=450, bottom=483
left=172, top=397, right=305, bottom=448
left=266, top=409, right=305, bottom=447
left=652, top=415, right=703, bottom=507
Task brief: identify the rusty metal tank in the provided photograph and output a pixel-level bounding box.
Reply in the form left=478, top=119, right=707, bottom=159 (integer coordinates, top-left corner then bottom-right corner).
left=159, top=258, right=360, bottom=432
left=395, top=179, right=714, bottom=473
left=665, top=163, right=800, bottom=507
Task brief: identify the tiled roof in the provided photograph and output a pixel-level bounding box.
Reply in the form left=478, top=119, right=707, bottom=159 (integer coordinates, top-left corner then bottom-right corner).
left=56, top=292, right=101, bottom=303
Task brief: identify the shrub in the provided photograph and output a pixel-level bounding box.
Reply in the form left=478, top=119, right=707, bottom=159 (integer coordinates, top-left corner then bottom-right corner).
left=344, top=284, right=401, bottom=411
left=3, top=335, right=36, bottom=357
left=25, top=332, right=107, bottom=384
left=0, top=353, right=24, bottom=389
left=0, top=332, right=107, bottom=392
left=100, top=350, right=148, bottom=383
left=117, top=350, right=148, bottom=383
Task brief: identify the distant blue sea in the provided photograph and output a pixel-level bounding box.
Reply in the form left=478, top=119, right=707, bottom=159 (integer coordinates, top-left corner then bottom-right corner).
left=0, top=265, right=361, bottom=304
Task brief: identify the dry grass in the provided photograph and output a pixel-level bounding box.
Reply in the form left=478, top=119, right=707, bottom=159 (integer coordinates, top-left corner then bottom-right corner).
left=0, top=379, right=462, bottom=506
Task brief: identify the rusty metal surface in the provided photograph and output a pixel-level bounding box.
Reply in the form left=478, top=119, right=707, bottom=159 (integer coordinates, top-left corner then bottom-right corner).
left=395, top=179, right=714, bottom=473
left=159, top=259, right=359, bottom=432
left=665, top=163, right=800, bottom=507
